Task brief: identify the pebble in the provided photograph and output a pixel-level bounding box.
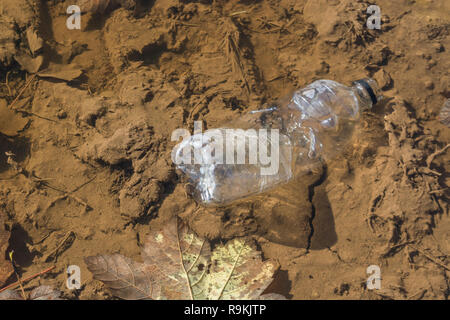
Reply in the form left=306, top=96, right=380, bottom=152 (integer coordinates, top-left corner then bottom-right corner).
left=424, top=80, right=434, bottom=90
left=57, top=110, right=67, bottom=119
left=432, top=42, right=444, bottom=53
left=427, top=59, right=437, bottom=68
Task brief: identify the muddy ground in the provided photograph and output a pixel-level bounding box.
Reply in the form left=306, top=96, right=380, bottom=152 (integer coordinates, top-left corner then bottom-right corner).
left=0, top=0, right=449, bottom=299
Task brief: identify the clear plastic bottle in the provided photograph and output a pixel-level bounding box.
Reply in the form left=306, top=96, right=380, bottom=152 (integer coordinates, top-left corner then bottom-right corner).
left=173, top=78, right=382, bottom=206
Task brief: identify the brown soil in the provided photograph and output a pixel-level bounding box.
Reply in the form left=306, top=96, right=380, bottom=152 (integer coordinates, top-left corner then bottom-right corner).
left=0, top=0, right=449, bottom=300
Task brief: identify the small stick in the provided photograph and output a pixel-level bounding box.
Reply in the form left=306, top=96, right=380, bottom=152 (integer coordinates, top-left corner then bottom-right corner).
left=15, top=109, right=57, bottom=122
left=188, top=96, right=208, bottom=121
left=229, top=10, right=247, bottom=17
left=8, top=74, right=36, bottom=110
left=4, top=71, right=12, bottom=96
left=9, top=251, right=26, bottom=299
left=407, top=288, right=428, bottom=300
left=408, top=245, right=450, bottom=271
left=426, top=144, right=450, bottom=168
left=0, top=266, right=56, bottom=293
left=176, top=21, right=200, bottom=27
left=43, top=176, right=96, bottom=211
left=429, top=188, right=448, bottom=194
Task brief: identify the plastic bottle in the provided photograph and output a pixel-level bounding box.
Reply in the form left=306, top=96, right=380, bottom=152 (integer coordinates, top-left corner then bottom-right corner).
left=173, top=78, right=382, bottom=206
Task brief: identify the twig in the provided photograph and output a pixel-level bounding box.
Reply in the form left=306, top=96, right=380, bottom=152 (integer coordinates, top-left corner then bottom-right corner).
left=407, top=288, right=428, bottom=300
left=43, top=176, right=96, bottom=211
left=429, top=188, right=448, bottom=194
left=188, top=96, right=208, bottom=121
left=8, top=74, right=36, bottom=110
left=382, top=240, right=416, bottom=257
left=8, top=251, right=26, bottom=299
left=222, top=19, right=251, bottom=96
left=176, top=21, right=200, bottom=27
left=372, top=291, right=395, bottom=300
left=229, top=10, right=247, bottom=17
left=15, top=109, right=57, bottom=122
left=408, top=245, right=450, bottom=271
left=426, top=144, right=450, bottom=168
left=44, top=231, right=75, bottom=263
left=4, top=71, right=12, bottom=96
left=0, top=266, right=56, bottom=293
left=267, top=74, right=286, bottom=82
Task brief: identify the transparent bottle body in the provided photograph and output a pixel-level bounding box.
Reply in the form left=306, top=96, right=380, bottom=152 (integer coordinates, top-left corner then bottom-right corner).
left=174, top=79, right=380, bottom=205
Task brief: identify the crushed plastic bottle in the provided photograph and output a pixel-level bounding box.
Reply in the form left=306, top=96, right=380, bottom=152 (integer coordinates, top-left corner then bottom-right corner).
left=173, top=78, right=382, bottom=206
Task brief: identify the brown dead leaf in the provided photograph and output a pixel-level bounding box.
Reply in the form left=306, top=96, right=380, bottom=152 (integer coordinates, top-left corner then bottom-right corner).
left=38, top=66, right=83, bottom=82
left=14, top=53, right=43, bottom=74
left=86, top=218, right=284, bottom=300
left=0, top=99, right=30, bottom=136
left=84, top=254, right=161, bottom=300
left=26, top=28, right=43, bottom=55
left=0, top=285, right=62, bottom=300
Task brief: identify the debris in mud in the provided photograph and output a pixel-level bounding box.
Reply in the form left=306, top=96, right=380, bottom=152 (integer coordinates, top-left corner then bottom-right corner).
left=367, top=98, right=444, bottom=253
left=85, top=218, right=284, bottom=300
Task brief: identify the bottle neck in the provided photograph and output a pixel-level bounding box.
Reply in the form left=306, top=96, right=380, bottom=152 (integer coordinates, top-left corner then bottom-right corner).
left=352, top=79, right=382, bottom=111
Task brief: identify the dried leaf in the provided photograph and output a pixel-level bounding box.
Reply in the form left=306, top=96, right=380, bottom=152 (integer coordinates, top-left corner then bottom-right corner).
left=14, top=54, right=43, bottom=74
left=26, top=28, right=43, bottom=55
left=84, top=254, right=160, bottom=300
left=0, top=99, right=30, bottom=137
left=140, top=218, right=211, bottom=299
left=0, top=289, right=22, bottom=300
left=199, top=238, right=279, bottom=300
left=28, top=285, right=62, bottom=300
left=38, top=65, right=83, bottom=82
left=86, top=218, right=282, bottom=300
left=0, top=211, right=13, bottom=287
left=0, top=286, right=62, bottom=300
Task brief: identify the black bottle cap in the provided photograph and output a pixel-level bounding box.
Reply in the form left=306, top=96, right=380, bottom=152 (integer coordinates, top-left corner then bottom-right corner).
left=354, top=79, right=378, bottom=105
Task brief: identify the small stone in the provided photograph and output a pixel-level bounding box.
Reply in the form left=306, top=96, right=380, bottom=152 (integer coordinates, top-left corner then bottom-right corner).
left=57, top=110, right=67, bottom=119
left=424, top=80, right=434, bottom=90
left=433, top=42, right=444, bottom=53
left=427, top=59, right=437, bottom=68
left=415, top=50, right=425, bottom=58
left=311, top=291, right=320, bottom=299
